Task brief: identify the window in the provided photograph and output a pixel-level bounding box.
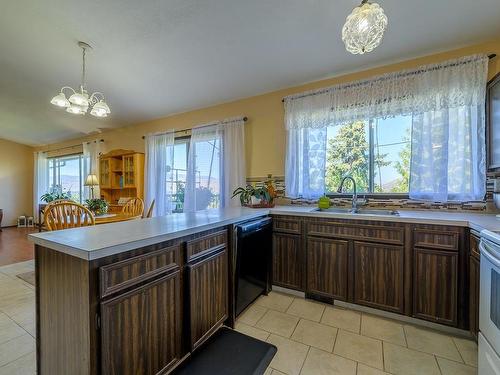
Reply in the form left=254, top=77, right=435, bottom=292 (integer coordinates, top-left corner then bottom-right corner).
left=325, top=115, right=411, bottom=195
left=188, top=136, right=221, bottom=210
left=168, top=138, right=189, bottom=213
left=48, top=154, right=85, bottom=202
left=167, top=136, right=222, bottom=212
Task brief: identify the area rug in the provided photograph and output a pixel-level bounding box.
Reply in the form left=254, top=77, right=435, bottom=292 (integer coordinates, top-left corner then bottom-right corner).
left=16, top=271, right=35, bottom=286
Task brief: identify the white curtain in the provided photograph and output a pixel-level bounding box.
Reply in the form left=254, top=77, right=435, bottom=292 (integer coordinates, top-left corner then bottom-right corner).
left=285, top=127, right=327, bottom=199
left=409, top=106, right=486, bottom=201
left=82, top=141, right=103, bottom=200
left=33, top=151, right=48, bottom=223
left=144, top=131, right=175, bottom=217
left=283, top=54, right=488, bottom=202
left=184, top=117, right=246, bottom=212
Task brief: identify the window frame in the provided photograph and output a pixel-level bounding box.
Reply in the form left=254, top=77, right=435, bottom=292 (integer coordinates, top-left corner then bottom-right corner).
left=325, top=116, right=411, bottom=198
left=47, top=152, right=85, bottom=203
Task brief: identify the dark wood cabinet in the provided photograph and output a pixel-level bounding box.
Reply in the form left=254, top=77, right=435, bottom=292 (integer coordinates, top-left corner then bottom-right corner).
left=272, top=232, right=304, bottom=290
left=188, top=249, right=228, bottom=350
left=353, top=241, right=404, bottom=313
left=306, top=237, right=349, bottom=300
left=469, top=233, right=480, bottom=340
left=101, top=270, right=182, bottom=375
left=413, top=248, right=458, bottom=326
left=469, top=255, right=480, bottom=340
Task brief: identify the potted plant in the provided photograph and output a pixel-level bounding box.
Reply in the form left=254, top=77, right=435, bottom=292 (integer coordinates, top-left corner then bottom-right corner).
left=232, top=185, right=275, bottom=208
left=85, top=198, right=109, bottom=216
left=40, top=185, right=73, bottom=203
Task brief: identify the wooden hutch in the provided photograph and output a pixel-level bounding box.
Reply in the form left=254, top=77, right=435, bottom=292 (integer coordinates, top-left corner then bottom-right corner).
left=99, top=149, right=144, bottom=213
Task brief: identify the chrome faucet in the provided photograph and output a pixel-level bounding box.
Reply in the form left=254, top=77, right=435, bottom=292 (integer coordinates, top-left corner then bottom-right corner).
left=337, top=176, right=358, bottom=213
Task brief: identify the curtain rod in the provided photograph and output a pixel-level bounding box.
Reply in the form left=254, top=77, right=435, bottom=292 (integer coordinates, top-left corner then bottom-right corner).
left=141, top=116, right=248, bottom=139
left=281, top=54, right=497, bottom=103
left=41, top=139, right=104, bottom=154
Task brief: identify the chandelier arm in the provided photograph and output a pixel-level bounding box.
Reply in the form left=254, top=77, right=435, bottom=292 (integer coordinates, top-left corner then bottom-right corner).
left=60, top=86, right=76, bottom=95
left=89, top=92, right=105, bottom=105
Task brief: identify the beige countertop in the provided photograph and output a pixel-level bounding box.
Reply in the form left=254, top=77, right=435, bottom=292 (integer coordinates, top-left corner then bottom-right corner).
left=29, top=205, right=500, bottom=260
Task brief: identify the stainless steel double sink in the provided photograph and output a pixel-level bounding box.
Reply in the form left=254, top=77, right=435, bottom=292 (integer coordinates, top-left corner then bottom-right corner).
left=314, top=207, right=400, bottom=216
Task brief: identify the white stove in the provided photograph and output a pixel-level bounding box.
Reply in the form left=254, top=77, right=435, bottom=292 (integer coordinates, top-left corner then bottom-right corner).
left=478, top=230, right=500, bottom=374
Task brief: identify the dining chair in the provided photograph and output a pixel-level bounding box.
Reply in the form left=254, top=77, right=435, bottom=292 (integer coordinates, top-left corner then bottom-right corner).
left=45, top=202, right=95, bottom=231
left=40, top=199, right=74, bottom=231
left=144, top=199, right=155, bottom=218
left=122, top=197, right=145, bottom=217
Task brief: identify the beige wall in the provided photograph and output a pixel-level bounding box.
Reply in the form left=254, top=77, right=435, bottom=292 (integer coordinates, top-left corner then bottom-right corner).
left=39, top=39, right=500, bottom=178
left=0, top=138, right=33, bottom=226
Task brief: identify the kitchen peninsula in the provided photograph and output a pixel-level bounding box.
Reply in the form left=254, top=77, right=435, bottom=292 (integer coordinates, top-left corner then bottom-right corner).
left=29, top=206, right=500, bottom=375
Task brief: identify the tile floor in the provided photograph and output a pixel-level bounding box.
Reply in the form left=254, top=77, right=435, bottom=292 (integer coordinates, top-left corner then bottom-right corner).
left=0, top=260, right=36, bottom=375
left=237, top=291, right=478, bottom=375
left=0, top=261, right=479, bottom=375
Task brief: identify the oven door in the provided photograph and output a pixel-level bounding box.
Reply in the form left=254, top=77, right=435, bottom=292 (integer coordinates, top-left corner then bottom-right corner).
left=479, top=238, right=500, bottom=355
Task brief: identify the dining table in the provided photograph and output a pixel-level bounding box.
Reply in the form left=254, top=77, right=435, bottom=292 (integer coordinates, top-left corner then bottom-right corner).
left=94, top=213, right=142, bottom=225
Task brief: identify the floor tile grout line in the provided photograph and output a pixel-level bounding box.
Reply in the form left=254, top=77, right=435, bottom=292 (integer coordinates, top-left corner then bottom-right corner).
left=297, top=345, right=311, bottom=375
left=435, top=354, right=444, bottom=375
left=450, top=337, right=467, bottom=365
left=0, top=350, right=35, bottom=370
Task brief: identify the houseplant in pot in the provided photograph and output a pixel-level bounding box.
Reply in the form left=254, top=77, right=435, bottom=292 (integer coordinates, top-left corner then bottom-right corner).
left=40, top=185, right=73, bottom=203
left=85, top=198, right=109, bottom=216
left=231, top=185, right=275, bottom=208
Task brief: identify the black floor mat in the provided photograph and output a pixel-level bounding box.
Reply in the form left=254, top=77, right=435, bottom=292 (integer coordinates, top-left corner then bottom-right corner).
left=174, top=327, right=277, bottom=375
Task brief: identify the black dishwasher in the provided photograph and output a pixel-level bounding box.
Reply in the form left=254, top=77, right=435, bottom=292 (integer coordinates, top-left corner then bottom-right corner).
left=234, top=217, right=273, bottom=317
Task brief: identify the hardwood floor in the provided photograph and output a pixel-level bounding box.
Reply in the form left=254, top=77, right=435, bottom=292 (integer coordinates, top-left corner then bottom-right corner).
left=0, top=227, right=36, bottom=266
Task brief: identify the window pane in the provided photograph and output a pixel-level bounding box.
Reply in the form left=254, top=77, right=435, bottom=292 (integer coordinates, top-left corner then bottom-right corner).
left=193, top=138, right=221, bottom=210
left=326, top=121, right=369, bottom=193
left=48, top=154, right=83, bottom=202
left=373, top=116, right=411, bottom=193
left=169, top=140, right=188, bottom=213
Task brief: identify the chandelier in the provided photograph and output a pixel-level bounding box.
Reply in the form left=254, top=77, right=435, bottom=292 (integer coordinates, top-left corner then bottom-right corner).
left=51, top=41, right=110, bottom=117
left=342, top=0, right=388, bottom=55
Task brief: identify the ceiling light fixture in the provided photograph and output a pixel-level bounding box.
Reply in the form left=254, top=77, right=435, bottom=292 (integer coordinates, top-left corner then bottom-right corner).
left=342, top=0, right=388, bottom=55
left=51, top=41, right=110, bottom=117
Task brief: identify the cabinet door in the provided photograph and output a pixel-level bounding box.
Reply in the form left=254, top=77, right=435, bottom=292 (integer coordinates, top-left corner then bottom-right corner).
left=100, top=159, right=110, bottom=188
left=353, top=241, right=404, bottom=313
left=307, top=237, right=348, bottom=300
left=413, top=248, right=458, bottom=326
left=123, top=155, right=135, bottom=187
left=188, top=249, right=228, bottom=350
left=272, top=233, right=304, bottom=290
left=101, top=270, right=182, bottom=375
left=469, top=255, right=480, bottom=340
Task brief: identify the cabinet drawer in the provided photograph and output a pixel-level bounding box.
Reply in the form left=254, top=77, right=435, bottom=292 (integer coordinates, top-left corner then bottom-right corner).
left=470, top=234, right=480, bottom=259
left=307, top=220, right=404, bottom=245
left=413, top=228, right=459, bottom=251
left=273, top=217, right=302, bottom=234
left=186, top=230, right=228, bottom=262
left=100, top=244, right=180, bottom=298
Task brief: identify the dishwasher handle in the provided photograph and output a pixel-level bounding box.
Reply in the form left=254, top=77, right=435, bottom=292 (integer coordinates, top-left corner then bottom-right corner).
left=236, top=217, right=272, bottom=234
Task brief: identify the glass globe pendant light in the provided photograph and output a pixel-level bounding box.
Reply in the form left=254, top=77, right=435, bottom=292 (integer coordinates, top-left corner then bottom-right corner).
left=342, top=0, right=388, bottom=55
left=51, top=41, right=111, bottom=117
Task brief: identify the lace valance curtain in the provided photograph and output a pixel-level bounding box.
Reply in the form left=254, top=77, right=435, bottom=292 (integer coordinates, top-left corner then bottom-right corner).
left=284, top=54, right=489, bottom=130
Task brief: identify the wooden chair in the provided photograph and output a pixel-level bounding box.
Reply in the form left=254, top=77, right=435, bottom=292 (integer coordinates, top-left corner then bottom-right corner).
left=143, top=199, right=155, bottom=218
left=40, top=199, right=74, bottom=232
left=122, top=198, right=145, bottom=217
left=45, top=202, right=95, bottom=231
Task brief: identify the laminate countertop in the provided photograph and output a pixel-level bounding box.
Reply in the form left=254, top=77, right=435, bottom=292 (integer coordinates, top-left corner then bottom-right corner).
left=29, top=205, right=500, bottom=260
